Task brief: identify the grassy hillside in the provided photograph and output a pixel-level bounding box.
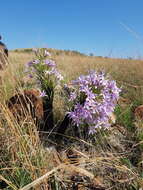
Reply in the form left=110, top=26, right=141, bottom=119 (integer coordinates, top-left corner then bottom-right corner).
left=5, top=49, right=143, bottom=105
left=0, top=49, right=143, bottom=189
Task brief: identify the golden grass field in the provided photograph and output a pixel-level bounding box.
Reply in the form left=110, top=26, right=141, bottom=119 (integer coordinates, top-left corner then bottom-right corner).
left=0, top=49, right=143, bottom=189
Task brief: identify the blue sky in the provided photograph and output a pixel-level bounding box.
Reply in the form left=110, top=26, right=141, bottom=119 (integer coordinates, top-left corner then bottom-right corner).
left=1, top=0, right=143, bottom=58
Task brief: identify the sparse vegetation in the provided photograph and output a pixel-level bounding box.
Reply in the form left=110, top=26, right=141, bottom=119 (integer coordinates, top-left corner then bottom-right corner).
left=0, top=49, right=143, bottom=189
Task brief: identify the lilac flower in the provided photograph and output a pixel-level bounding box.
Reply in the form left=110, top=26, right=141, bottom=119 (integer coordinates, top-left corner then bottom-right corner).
left=68, top=71, right=121, bottom=134
left=44, top=59, right=56, bottom=67
left=28, top=74, right=33, bottom=78
left=27, top=61, right=33, bottom=67
left=45, top=68, right=63, bottom=81
left=39, top=90, right=47, bottom=97
left=26, top=59, right=39, bottom=67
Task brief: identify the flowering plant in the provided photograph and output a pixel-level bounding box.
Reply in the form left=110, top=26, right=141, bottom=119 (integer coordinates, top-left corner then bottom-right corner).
left=68, top=71, right=121, bottom=134
left=26, top=49, right=120, bottom=136
left=26, top=48, right=64, bottom=130
left=26, top=48, right=63, bottom=102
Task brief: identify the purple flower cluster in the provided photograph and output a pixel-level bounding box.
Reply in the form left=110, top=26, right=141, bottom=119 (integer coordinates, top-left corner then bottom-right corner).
left=44, top=59, right=56, bottom=67
left=45, top=67, right=63, bottom=81
left=68, top=71, right=121, bottom=134
left=26, top=49, right=63, bottom=84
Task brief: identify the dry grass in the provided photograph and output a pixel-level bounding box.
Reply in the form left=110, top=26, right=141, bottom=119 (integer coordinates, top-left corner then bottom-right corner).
left=0, top=50, right=143, bottom=189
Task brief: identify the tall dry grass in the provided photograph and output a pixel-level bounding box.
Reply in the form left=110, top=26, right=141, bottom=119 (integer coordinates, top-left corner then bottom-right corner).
left=0, top=50, right=143, bottom=189
left=6, top=51, right=143, bottom=103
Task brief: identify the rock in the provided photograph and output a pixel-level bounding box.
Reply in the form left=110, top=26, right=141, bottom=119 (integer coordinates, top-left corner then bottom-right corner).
left=7, top=89, right=44, bottom=127
left=134, top=105, right=143, bottom=120
left=7, top=89, right=54, bottom=131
